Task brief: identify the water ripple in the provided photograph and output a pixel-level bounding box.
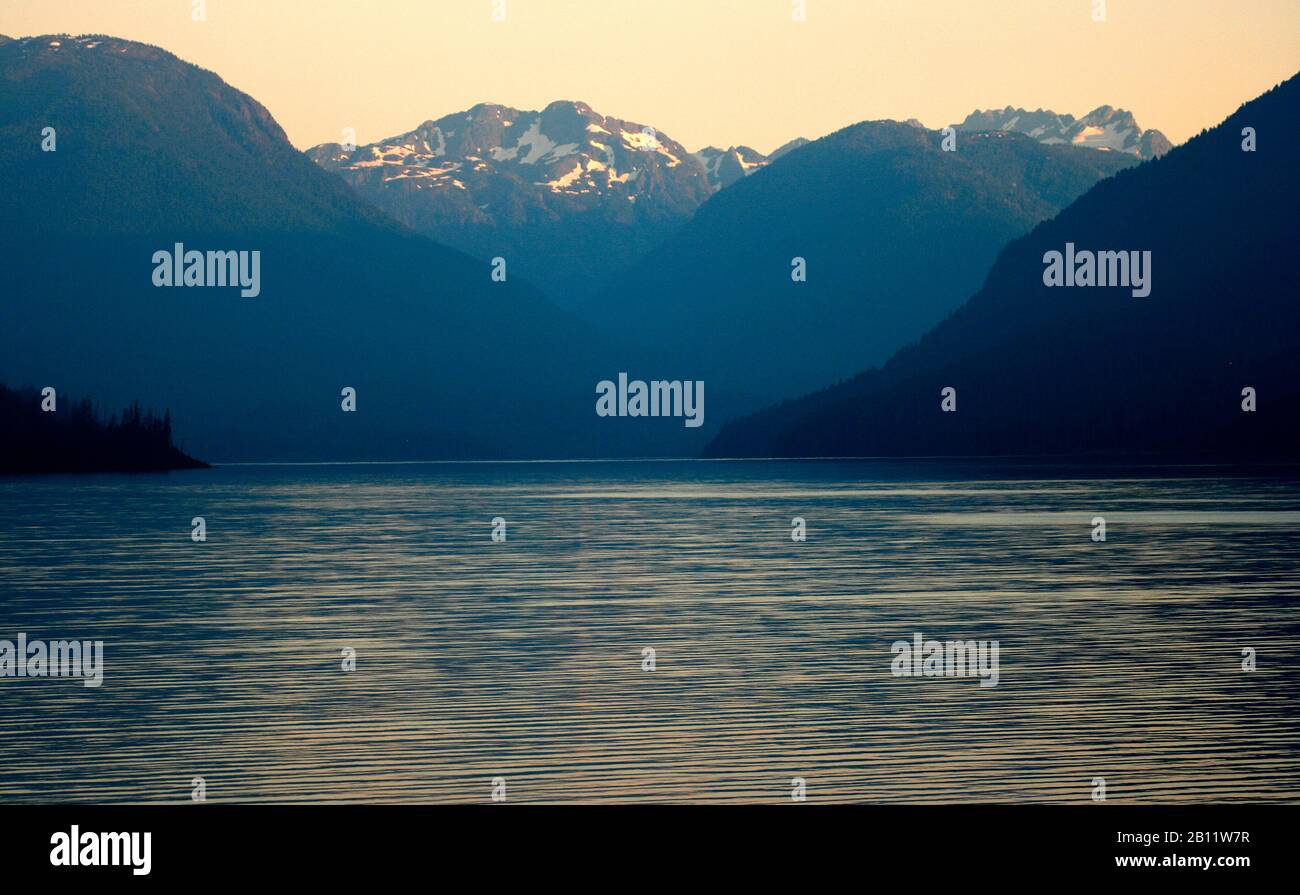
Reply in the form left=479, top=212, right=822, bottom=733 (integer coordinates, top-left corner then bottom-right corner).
left=1, top=461, right=1297, bottom=803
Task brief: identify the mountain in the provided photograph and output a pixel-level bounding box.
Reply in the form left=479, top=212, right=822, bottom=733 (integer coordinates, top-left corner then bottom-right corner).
left=955, top=105, right=1172, bottom=159
left=306, top=101, right=715, bottom=300
left=693, top=145, right=769, bottom=191
left=0, top=35, right=671, bottom=461
left=574, top=120, right=1138, bottom=430
left=707, top=75, right=1300, bottom=460
left=692, top=137, right=810, bottom=191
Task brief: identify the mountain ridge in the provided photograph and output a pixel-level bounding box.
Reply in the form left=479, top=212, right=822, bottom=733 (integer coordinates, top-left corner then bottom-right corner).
left=573, top=118, right=1140, bottom=432
left=0, top=33, right=668, bottom=462
left=954, top=104, right=1172, bottom=158
left=706, top=75, right=1299, bottom=459
left=305, top=98, right=715, bottom=300
left=692, top=137, right=811, bottom=191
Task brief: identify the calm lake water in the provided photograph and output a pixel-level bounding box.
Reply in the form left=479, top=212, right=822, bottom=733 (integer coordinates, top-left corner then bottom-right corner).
left=1, top=460, right=1298, bottom=804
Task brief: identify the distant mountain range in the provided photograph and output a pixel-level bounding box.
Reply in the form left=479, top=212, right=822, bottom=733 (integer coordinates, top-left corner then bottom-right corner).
left=305, top=103, right=816, bottom=300
left=954, top=105, right=1172, bottom=159
left=304, top=99, right=1170, bottom=302
left=9, top=30, right=1275, bottom=466
left=574, top=119, right=1139, bottom=430
left=707, top=75, right=1299, bottom=460
left=306, top=100, right=715, bottom=300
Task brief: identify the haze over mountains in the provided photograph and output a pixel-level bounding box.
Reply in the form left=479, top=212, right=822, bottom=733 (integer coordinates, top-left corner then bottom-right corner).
left=7, top=30, right=1285, bottom=465
left=708, top=74, right=1299, bottom=460
left=304, top=97, right=1170, bottom=303
left=303, top=96, right=1154, bottom=426
left=576, top=120, right=1138, bottom=427
left=303, top=100, right=1167, bottom=302
left=0, top=34, right=658, bottom=462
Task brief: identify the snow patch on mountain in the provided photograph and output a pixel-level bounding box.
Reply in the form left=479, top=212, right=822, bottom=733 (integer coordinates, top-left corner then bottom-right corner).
left=953, top=105, right=1172, bottom=159
left=692, top=137, right=811, bottom=192
left=305, top=99, right=720, bottom=240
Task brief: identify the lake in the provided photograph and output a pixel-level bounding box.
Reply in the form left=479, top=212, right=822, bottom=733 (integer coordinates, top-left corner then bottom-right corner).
left=1, top=459, right=1298, bottom=803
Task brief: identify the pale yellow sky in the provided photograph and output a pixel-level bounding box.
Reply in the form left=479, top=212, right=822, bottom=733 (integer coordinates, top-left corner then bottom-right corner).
left=4, top=0, right=1297, bottom=152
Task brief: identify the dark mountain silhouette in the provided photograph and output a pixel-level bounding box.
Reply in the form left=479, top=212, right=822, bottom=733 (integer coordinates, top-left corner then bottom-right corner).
left=0, top=384, right=206, bottom=473
left=706, top=75, right=1300, bottom=460
left=0, top=34, right=682, bottom=462
left=574, top=120, right=1136, bottom=427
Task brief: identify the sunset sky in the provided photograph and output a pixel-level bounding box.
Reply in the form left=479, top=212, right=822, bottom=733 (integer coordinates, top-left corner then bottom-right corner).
left=4, top=0, right=1297, bottom=153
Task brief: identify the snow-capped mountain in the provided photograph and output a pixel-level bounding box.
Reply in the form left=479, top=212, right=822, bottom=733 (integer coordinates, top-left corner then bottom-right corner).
left=693, top=145, right=767, bottom=191
left=307, top=100, right=724, bottom=298
left=692, top=137, right=810, bottom=192
left=954, top=105, right=1172, bottom=159
left=309, top=100, right=712, bottom=217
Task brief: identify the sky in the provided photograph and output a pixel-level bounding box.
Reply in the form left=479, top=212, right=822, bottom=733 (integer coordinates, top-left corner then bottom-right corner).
left=3, top=0, right=1297, bottom=153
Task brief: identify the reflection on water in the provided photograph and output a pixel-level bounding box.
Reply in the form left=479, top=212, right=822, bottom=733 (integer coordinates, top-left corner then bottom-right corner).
left=1, top=460, right=1298, bottom=803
